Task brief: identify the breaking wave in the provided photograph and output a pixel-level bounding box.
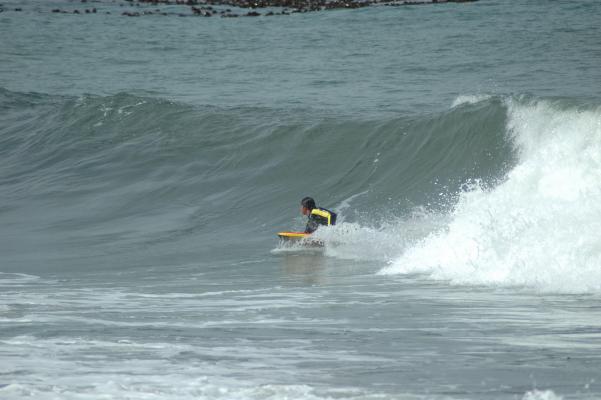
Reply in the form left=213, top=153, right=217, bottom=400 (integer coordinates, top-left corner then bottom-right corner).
left=380, top=97, right=601, bottom=294
left=3, top=86, right=601, bottom=293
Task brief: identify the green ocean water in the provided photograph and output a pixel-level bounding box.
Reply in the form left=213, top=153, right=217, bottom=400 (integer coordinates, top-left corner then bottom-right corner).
left=1, top=1, right=601, bottom=399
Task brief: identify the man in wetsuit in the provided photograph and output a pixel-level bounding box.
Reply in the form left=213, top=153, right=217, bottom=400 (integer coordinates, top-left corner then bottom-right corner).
left=300, top=197, right=337, bottom=234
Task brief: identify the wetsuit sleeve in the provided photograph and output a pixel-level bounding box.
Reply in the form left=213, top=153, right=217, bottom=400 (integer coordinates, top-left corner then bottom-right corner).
left=305, top=215, right=319, bottom=234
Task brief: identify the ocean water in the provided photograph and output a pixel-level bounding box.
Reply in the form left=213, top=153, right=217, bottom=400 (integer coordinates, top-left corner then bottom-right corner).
left=2, top=0, right=601, bottom=399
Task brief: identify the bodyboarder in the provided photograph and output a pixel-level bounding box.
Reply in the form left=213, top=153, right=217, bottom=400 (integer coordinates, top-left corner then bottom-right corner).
left=300, top=197, right=337, bottom=234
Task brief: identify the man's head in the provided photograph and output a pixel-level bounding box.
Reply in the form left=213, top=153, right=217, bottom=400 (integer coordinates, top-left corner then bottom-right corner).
left=300, top=196, right=315, bottom=216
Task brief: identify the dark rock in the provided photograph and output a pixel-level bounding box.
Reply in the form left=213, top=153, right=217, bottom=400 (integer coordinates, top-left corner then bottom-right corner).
left=52, top=8, right=61, bottom=13
left=191, top=5, right=212, bottom=15
left=94, top=0, right=478, bottom=17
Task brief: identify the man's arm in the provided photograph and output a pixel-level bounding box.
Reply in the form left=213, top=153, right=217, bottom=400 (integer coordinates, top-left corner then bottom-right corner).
left=305, top=215, right=318, bottom=233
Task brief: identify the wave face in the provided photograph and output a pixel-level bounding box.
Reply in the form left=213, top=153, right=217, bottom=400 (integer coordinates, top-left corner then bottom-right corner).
left=381, top=97, right=601, bottom=293
left=0, top=87, right=511, bottom=263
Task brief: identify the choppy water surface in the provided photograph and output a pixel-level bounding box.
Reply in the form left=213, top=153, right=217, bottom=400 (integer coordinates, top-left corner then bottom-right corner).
left=1, top=0, right=601, bottom=399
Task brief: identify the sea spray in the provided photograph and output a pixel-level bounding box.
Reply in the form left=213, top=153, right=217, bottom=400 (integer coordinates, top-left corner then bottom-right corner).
left=380, top=98, right=601, bottom=293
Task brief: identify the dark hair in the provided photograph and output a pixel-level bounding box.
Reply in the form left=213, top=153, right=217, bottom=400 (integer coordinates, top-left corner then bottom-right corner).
left=301, top=196, right=316, bottom=210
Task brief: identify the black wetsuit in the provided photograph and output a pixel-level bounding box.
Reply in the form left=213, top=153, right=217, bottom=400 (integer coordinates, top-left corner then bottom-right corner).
left=305, top=207, right=337, bottom=234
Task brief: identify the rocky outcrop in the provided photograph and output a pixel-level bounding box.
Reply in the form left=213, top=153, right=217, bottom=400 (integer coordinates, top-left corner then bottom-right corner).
left=33, top=0, right=478, bottom=18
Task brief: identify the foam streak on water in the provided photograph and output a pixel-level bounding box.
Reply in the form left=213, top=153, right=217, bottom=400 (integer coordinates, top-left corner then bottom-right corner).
left=3, top=269, right=599, bottom=400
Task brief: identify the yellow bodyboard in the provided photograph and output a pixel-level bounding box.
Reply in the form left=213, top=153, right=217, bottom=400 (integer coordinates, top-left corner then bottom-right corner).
left=277, top=231, right=311, bottom=239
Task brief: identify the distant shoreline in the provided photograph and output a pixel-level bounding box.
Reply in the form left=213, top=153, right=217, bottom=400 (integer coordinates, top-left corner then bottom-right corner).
left=7, top=0, right=479, bottom=18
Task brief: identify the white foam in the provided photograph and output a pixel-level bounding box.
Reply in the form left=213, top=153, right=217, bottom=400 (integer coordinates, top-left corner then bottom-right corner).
left=0, top=380, right=426, bottom=400
left=0, top=272, right=40, bottom=283
left=451, top=94, right=492, bottom=108
left=522, top=390, right=563, bottom=400
left=271, top=241, right=325, bottom=255
left=381, top=99, right=601, bottom=293
left=335, top=191, right=369, bottom=222
left=0, top=334, right=425, bottom=400
left=316, top=222, right=409, bottom=262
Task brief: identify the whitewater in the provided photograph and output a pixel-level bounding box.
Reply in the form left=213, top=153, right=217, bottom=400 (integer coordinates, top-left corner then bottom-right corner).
left=380, top=98, right=601, bottom=293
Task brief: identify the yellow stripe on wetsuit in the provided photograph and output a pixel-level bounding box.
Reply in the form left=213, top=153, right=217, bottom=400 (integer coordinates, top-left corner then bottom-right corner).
left=310, top=208, right=331, bottom=225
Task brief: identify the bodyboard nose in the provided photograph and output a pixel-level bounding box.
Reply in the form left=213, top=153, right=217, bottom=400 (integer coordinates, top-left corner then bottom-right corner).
left=277, top=231, right=310, bottom=239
